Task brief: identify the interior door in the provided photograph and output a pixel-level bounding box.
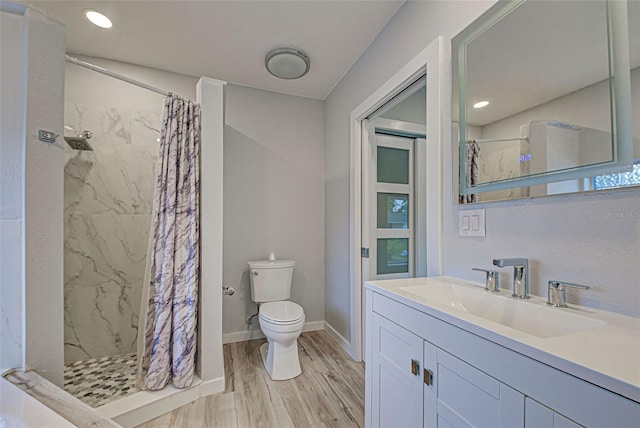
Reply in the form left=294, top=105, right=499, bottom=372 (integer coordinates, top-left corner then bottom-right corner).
left=362, top=119, right=422, bottom=361
left=366, top=128, right=415, bottom=281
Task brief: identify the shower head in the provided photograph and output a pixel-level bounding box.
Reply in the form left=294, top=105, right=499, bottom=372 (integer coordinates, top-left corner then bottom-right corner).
left=64, top=136, right=94, bottom=151
left=64, top=130, right=94, bottom=151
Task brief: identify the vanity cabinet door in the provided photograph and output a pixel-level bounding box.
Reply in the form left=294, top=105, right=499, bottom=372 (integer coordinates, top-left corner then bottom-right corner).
left=525, top=398, right=582, bottom=428
left=370, top=313, right=424, bottom=428
left=423, top=342, right=524, bottom=428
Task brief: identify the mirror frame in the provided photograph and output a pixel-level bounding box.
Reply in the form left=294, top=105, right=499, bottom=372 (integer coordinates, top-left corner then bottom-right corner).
left=455, top=0, right=633, bottom=196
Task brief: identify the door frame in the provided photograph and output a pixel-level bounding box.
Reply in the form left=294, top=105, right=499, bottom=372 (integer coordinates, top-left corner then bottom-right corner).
left=348, top=37, right=446, bottom=361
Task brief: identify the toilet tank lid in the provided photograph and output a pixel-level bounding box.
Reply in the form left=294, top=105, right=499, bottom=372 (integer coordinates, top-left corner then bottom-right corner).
left=248, top=259, right=295, bottom=269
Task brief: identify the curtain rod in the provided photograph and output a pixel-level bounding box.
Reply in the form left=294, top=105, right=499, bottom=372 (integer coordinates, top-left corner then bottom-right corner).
left=466, top=137, right=528, bottom=144
left=65, top=54, right=170, bottom=97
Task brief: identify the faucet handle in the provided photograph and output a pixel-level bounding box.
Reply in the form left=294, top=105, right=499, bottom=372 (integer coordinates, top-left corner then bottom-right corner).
left=547, top=280, right=590, bottom=308
left=472, top=268, right=500, bottom=292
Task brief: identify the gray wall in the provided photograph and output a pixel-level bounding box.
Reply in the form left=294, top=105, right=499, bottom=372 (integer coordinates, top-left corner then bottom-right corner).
left=380, top=87, right=426, bottom=125
left=324, top=0, right=495, bottom=342
left=223, top=84, right=325, bottom=340
left=324, top=0, right=640, bottom=344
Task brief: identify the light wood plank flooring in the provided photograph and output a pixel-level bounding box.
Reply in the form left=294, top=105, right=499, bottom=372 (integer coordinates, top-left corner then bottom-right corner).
left=136, top=331, right=365, bottom=428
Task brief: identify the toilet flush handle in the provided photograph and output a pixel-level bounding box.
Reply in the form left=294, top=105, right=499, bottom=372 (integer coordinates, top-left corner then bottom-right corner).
left=251, top=270, right=259, bottom=276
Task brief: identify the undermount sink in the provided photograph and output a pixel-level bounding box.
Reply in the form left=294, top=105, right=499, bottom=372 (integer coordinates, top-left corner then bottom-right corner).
left=399, top=283, right=606, bottom=338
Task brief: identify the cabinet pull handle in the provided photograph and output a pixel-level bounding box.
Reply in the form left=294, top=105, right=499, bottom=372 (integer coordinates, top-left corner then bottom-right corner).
left=424, top=368, right=434, bottom=385
left=411, top=359, right=420, bottom=376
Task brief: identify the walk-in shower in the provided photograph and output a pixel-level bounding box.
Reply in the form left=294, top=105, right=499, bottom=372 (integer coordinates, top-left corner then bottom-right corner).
left=62, top=57, right=163, bottom=407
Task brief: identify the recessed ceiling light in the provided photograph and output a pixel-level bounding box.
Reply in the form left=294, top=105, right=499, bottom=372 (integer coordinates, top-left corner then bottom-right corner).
left=473, top=100, right=490, bottom=109
left=265, top=47, right=310, bottom=80
left=85, top=10, right=112, bottom=29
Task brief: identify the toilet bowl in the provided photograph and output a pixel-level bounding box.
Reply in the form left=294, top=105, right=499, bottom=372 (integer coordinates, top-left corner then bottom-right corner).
left=258, top=300, right=305, bottom=380
left=249, top=259, right=305, bottom=380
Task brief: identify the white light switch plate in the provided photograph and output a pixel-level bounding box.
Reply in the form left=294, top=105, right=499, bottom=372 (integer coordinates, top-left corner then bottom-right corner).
left=459, top=209, right=485, bottom=237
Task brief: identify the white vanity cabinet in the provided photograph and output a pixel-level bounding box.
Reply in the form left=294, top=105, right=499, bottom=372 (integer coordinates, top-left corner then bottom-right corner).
left=370, top=314, right=423, bottom=428
left=365, top=287, right=640, bottom=428
left=370, top=310, right=524, bottom=428
left=525, top=398, right=581, bottom=428
left=423, top=341, right=524, bottom=427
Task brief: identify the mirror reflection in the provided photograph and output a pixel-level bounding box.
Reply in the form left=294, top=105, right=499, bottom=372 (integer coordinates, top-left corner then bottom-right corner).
left=454, top=0, right=639, bottom=203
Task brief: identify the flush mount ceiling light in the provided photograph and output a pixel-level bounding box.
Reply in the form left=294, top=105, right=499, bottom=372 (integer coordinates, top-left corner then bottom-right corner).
left=85, top=10, right=112, bottom=29
left=265, top=47, right=310, bottom=80
left=473, top=100, right=490, bottom=109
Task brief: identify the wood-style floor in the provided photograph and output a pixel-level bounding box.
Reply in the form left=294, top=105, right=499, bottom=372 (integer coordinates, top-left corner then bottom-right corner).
left=136, top=331, right=365, bottom=427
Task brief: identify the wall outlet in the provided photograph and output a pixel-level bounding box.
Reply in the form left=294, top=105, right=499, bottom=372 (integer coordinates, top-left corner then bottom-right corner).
left=459, top=209, right=485, bottom=237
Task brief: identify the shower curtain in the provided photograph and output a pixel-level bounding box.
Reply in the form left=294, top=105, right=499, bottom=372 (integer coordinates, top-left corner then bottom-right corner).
left=137, top=94, right=201, bottom=390
left=459, top=140, right=480, bottom=204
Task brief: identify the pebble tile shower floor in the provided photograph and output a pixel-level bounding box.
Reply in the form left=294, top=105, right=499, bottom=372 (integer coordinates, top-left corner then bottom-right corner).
left=63, top=353, right=138, bottom=407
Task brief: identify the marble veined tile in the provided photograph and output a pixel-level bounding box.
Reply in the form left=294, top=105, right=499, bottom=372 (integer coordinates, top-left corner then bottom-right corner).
left=65, top=102, right=131, bottom=145
left=480, top=145, right=520, bottom=182
left=64, top=141, right=157, bottom=215
left=1, top=219, right=23, bottom=369
left=5, top=371, right=121, bottom=427
left=64, top=213, right=151, bottom=290
left=478, top=146, right=527, bottom=201
left=131, top=109, right=162, bottom=152
left=64, top=282, right=142, bottom=362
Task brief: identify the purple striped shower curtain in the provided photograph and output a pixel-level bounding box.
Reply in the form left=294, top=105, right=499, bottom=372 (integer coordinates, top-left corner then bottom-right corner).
left=459, top=140, right=480, bottom=204
left=138, top=95, right=201, bottom=390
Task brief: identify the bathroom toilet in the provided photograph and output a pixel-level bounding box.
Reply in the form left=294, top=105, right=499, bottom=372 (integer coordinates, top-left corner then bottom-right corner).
left=249, top=259, right=305, bottom=380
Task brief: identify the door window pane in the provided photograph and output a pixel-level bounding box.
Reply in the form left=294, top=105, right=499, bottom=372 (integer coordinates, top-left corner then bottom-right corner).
left=377, top=193, right=409, bottom=229
left=377, top=238, right=409, bottom=274
left=377, top=146, right=409, bottom=184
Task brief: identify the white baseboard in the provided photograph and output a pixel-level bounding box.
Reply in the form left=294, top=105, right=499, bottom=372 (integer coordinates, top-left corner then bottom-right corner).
left=324, top=321, right=355, bottom=359
left=223, top=328, right=265, bottom=344
left=302, top=320, right=324, bottom=333
left=222, top=320, right=325, bottom=344
left=199, top=376, right=224, bottom=397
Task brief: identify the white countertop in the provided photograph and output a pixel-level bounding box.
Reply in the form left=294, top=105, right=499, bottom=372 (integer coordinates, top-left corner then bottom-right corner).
left=366, top=275, right=640, bottom=403
left=0, top=377, right=75, bottom=427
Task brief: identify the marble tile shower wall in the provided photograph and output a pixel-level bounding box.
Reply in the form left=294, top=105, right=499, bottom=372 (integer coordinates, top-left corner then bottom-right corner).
left=63, top=102, right=160, bottom=362
left=477, top=145, right=527, bottom=201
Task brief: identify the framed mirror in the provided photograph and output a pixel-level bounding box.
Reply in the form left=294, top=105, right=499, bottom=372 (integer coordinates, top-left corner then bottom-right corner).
left=453, top=0, right=635, bottom=201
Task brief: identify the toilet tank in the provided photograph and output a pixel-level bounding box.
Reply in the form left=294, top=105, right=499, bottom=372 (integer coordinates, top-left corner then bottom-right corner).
left=248, top=260, right=295, bottom=303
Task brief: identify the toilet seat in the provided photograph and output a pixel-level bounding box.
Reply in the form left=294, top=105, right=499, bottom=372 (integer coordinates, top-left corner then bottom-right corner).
left=259, top=301, right=304, bottom=325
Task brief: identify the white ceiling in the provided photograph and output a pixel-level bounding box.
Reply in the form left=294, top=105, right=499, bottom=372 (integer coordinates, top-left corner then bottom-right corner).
left=454, top=0, right=640, bottom=127
left=30, top=1, right=404, bottom=100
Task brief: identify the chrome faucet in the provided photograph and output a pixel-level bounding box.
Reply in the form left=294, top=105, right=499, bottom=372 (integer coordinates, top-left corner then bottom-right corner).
left=493, top=258, right=530, bottom=299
